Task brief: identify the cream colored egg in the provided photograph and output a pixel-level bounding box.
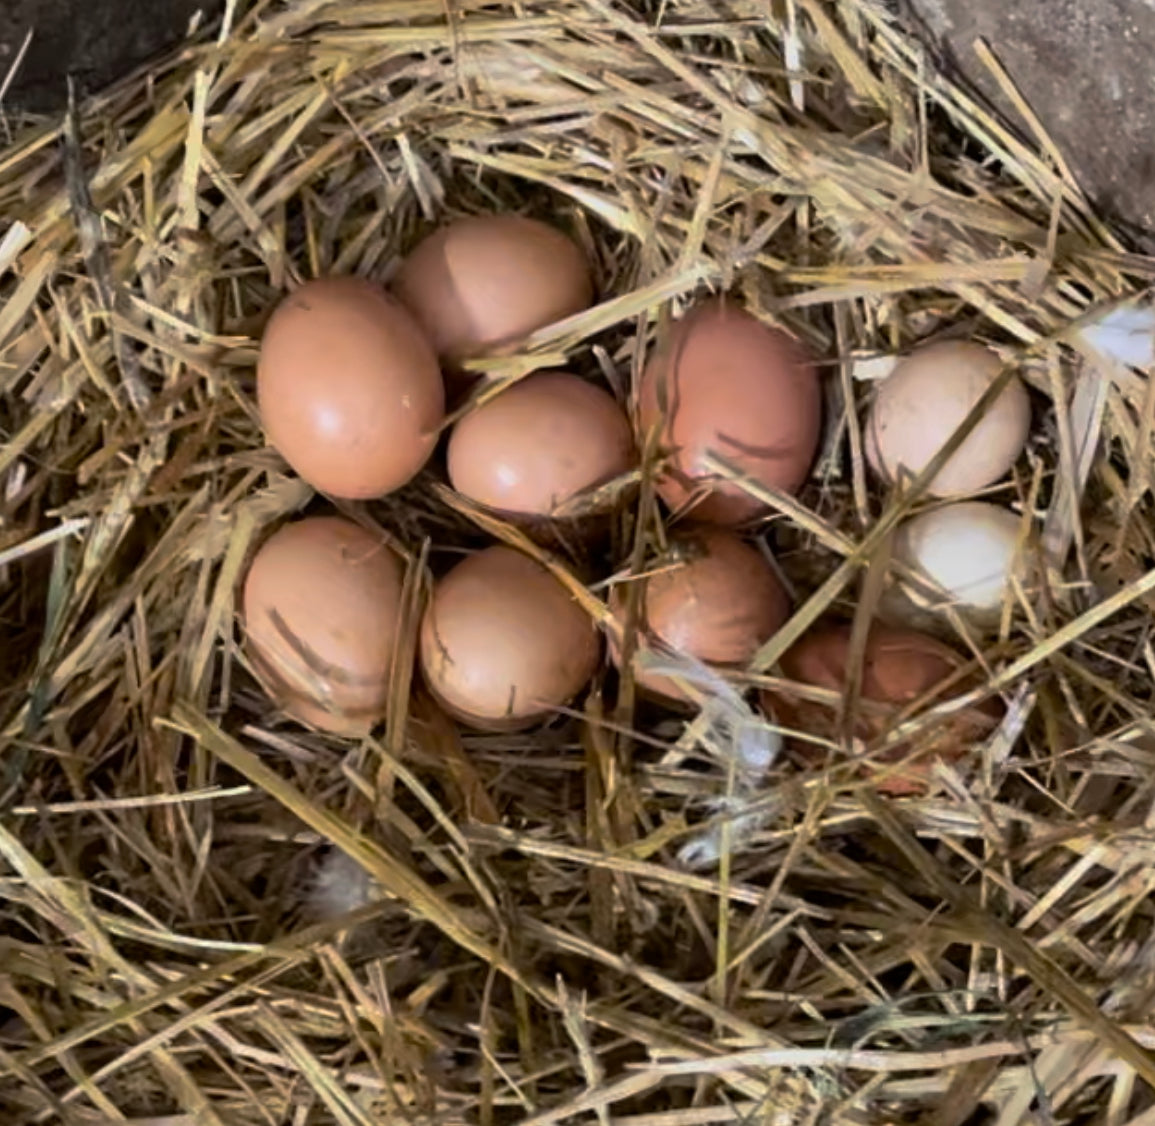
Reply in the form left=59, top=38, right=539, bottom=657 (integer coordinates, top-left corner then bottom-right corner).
left=894, top=501, right=1023, bottom=622
left=865, top=340, right=1030, bottom=496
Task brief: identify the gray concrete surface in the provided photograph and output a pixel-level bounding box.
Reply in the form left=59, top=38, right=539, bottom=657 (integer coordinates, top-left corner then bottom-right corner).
left=905, top=0, right=1155, bottom=241
left=0, top=0, right=218, bottom=112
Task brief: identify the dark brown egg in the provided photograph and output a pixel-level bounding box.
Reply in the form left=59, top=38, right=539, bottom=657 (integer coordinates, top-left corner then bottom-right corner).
left=419, top=546, right=599, bottom=729
left=257, top=276, right=445, bottom=499
left=447, top=371, right=634, bottom=518
left=765, top=621, right=999, bottom=794
left=638, top=299, right=821, bottom=525
left=391, top=215, right=593, bottom=366
left=611, top=529, right=790, bottom=703
left=242, top=516, right=406, bottom=735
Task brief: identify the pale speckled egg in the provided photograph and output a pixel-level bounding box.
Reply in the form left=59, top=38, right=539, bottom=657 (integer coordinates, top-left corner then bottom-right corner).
left=447, top=371, right=634, bottom=518
left=611, top=529, right=790, bottom=702
left=865, top=340, right=1030, bottom=496
left=257, top=276, right=445, bottom=499
left=392, top=215, right=593, bottom=366
left=637, top=300, right=822, bottom=526
left=419, top=546, right=600, bottom=729
left=242, top=516, right=406, bottom=735
left=895, top=501, right=1024, bottom=624
left=764, top=621, right=999, bottom=794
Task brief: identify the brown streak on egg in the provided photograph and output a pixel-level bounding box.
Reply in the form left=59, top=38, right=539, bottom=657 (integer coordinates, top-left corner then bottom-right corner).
left=638, top=299, right=821, bottom=526
left=242, top=516, right=406, bottom=735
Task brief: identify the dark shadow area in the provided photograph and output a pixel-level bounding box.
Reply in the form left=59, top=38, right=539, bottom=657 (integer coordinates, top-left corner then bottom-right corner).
left=0, top=0, right=223, bottom=112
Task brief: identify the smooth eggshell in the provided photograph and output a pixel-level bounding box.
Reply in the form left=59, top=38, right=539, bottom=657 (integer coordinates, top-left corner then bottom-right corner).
left=612, top=529, right=790, bottom=703
left=257, top=276, right=445, bottom=499
left=865, top=340, right=1030, bottom=497
left=765, top=621, right=998, bottom=794
left=638, top=300, right=821, bottom=525
left=242, top=516, right=406, bottom=735
left=419, top=546, right=599, bottom=729
left=895, top=501, right=1023, bottom=624
left=448, top=371, right=634, bottom=518
left=392, top=215, right=593, bottom=366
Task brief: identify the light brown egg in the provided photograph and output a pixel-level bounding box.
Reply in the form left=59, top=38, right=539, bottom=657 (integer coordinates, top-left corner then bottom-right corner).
left=764, top=621, right=999, bottom=794
left=447, top=371, right=634, bottom=518
left=637, top=300, right=821, bottom=526
left=419, top=546, right=599, bottom=729
left=392, top=215, right=593, bottom=366
left=242, top=516, right=406, bottom=735
left=257, top=276, right=445, bottom=499
left=865, top=340, right=1030, bottom=496
left=612, top=529, right=790, bottom=703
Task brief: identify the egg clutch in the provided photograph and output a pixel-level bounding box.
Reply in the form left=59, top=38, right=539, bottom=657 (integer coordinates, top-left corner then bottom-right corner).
left=243, top=211, right=1033, bottom=791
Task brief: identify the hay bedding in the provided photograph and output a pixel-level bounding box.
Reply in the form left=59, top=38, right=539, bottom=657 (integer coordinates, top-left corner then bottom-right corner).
left=2, top=0, right=1155, bottom=1122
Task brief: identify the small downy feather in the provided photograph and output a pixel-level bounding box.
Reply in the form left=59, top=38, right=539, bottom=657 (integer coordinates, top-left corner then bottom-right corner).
left=635, top=645, right=781, bottom=868
left=306, top=848, right=377, bottom=921
left=1077, top=302, right=1155, bottom=370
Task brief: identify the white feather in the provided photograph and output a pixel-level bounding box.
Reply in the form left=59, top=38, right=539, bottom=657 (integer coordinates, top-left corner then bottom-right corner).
left=635, top=645, right=781, bottom=867
left=636, top=647, right=782, bottom=781
left=1078, top=303, right=1155, bottom=370
left=307, top=849, right=376, bottom=920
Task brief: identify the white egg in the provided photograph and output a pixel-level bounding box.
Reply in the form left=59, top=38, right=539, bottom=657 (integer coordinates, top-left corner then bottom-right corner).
left=894, top=501, right=1024, bottom=622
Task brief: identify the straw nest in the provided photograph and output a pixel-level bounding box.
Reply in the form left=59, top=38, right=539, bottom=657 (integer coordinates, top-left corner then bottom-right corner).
left=3, top=1, right=1155, bottom=1123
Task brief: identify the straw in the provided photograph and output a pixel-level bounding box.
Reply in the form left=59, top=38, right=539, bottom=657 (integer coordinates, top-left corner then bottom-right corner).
left=1, top=0, right=1154, bottom=1121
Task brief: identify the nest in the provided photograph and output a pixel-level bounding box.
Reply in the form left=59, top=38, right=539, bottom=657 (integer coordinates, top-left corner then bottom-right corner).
left=3, top=1, right=1155, bottom=1123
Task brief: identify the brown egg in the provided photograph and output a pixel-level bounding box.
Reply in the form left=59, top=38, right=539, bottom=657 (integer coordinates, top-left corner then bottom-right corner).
left=447, top=371, right=634, bottom=518
left=865, top=340, right=1030, bottom=496
left=611, top=529, right=790, bottom=703
left=242, top=516, right=406, bottom=735
left=391, top=215, right=593, bottom=366
left=638, top=300, right=821, bottom=526
left=257, top=276, right=445, bottom=499
left=765, top=621, right=999, bottom=794
left=419, top=546, right=599, bottom=729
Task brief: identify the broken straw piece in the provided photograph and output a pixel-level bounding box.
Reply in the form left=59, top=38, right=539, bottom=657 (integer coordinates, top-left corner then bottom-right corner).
left=1040, top=361, right=1109, bottom=566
